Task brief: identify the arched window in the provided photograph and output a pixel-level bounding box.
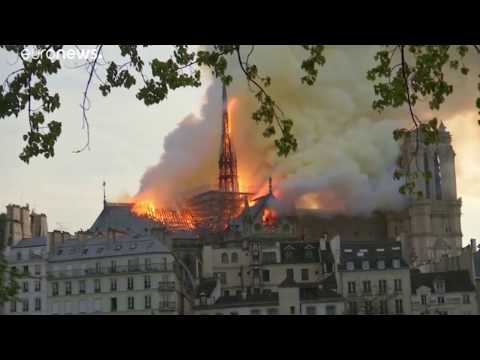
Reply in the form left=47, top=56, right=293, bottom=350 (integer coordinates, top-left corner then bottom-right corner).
left=221, top=253, right=229, bottom=264
left=231, top=252, right=239, bottom=263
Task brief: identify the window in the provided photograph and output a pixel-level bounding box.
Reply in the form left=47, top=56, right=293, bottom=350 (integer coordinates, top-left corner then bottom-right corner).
left=305, top=249, right=315, bottom=261
left=377, top=260, right=385, bottom=270
left=392, top=259, right=400, bottom=268
left=231, top=252, right=239, bottom=263
left=128, top=296, right=135, bottom=310
left=306, top=306, right=317, bottom=315
left=128, top=277, right=134, bottom=290
left=363, top=281, right=371, bottom=294
left=52, top=282, right=59, bottom=296
left=285, top=250, right=294, bottom=261
left=421, top=295, right=427, bottom=305
left=10, top=300, right=17, bottom=313
left=23, top=265, right=29, bottom=274
left=145, top=258, right=151, bottom=270
left=223, top=290, right=230, bottom=296
left=394, top=279, right=402, bottom=292
left=128, top=258, right=139, bottom=271
left=463, top=294, right=471, bottom=304
left=35, top=280, right=41, bottom=292
left=65, top=281, right=72, bottom=295
left=349, top=301, right=358, bottom=315
left=145, top=295, right=152, bottom=309
left=94, top=279, right=101, bottom=293
left=262, top=251, right=276, bottom=263
left=95, top=262, right=102, bottom=273
left=34, top=264, right=41, bottom=275
left=262, top=270, right=270, bottom=282
left=346, top=261, right=354, bottom=271
left=82, top=248, right=88, bottom=255
left=301, top=269, right=309, bottom=281
left=22, top=299, right=29, bottom=312
left=144, top=275, right=151, bottom=289
left=34, top=298, right=41, bottom=312
left=96, top=247, right=104, bottom=254
left=110, top=260, right=117, bottom=272
left=289, top=306, right=295, bottom=315
left=286, top=268, right=294, bottom=281
left=16, top=252, right=22, bottom=261
left=267, top=308, right=279, bottom=315
left=23, top=281, right=29, bottom=293
left=110, top=278, right=117, bottom=291
left=364, top=301, right=373, bottom=314
left=378, top=280, right=387, bottom=294
left=379, top=300, right=388, bottom=314
left=347, top=281, right=356, bottom=294
left=326, top=305, right=336, bottom=315
left=221, top=253, right=229, bottom=264
left=438, top=296, right=445, bottom=304
left=111, top=297, right=117, bottom=312
left=79, top=280, right=86, bottom=294
left=253, top=287, right=260, bottom=295
left=362, top=261, right=370, bottom=270
left=250, top=309, right=261, bottom=315
left=435, top=279, right=445, bottom=293
left=395, top=299, right=404, bottom=314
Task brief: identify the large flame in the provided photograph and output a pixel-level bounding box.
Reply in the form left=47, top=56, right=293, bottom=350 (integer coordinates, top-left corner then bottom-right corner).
left=130, top=194, right=195, bottom=231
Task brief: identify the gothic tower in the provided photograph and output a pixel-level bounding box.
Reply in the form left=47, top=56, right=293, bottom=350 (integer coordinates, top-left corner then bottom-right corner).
left=218, top=84, right=239, bottom=193
left=388, top=123, right=462, bottom=267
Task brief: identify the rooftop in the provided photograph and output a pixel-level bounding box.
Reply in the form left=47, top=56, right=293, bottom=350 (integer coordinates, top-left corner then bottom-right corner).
left=48, top=234, right=171, bottom=262
left=195, top=292, right=279, bottom=310
left=411, top=270, right=476, bottom=293
left=11, top=236, right=47, bottom=249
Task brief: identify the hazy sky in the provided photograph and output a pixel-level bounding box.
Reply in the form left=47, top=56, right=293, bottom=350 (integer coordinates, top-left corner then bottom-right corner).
left=1, top=45, right=479, bottom=246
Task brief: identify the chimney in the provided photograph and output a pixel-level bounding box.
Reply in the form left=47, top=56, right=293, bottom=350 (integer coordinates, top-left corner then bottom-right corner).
left=470, top=239, right=477, bottom=254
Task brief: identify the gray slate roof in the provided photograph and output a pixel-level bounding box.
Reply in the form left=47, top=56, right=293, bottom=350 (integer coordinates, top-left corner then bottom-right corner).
left=411, top=270, right=476, bottom=293
left=90, top=202, right=158, bottom=235
left=339, top=240, right=408, bottom=270
left=48, top=234, right=170, bottom=262
left=11, top=236, right=47, bottom=248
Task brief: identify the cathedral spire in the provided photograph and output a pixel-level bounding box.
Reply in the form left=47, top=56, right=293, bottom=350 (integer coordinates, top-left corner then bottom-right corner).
left=218, top=83, right=239, bottom=192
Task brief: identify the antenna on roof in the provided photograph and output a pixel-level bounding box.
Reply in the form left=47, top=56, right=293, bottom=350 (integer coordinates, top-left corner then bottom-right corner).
left=103, top=180, right=107, bottom=208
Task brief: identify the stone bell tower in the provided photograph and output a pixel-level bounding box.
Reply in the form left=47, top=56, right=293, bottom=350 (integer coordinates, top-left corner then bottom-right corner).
left=387, top=122, right=462, bottom=267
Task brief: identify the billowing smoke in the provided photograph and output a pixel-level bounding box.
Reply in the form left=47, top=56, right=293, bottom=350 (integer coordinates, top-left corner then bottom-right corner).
left=133, top=45, right=479, bottom=216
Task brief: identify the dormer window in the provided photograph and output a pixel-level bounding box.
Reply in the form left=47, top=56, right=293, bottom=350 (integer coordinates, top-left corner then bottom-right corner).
left=434, top=279, right=445, bottom=294
left=346, top=261, right=354, bottom=271
left=16, top=252, right=22, bottom=261
left=377, top=260, right=385, bottom=270
left=392, top=259, right=400, bottom=269
left=362, top=261, right=370, bottom=270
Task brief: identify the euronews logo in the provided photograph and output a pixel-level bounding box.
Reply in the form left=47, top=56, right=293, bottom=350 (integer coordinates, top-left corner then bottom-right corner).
left=20, top=47, right=101, bottom=61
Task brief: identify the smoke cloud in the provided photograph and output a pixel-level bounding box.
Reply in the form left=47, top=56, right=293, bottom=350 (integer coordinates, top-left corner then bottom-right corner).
left=134, top=45, right=479, bottom=216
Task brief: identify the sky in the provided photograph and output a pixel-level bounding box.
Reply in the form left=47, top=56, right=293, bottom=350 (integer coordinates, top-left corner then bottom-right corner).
left=0, top=45, right=479, bottom=246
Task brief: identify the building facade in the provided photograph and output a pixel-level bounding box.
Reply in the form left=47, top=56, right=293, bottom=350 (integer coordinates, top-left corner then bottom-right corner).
left=3, top=237, right=49, bottom=315
left=331, top=238, right=412, bottom=315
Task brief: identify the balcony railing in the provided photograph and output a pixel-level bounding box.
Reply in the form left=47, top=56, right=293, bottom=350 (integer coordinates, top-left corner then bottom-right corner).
left=158, top=302, right=176, bottom=311
left=158, top=281, right=176, bottom=291
left=47, top=263, right=174, bottom=279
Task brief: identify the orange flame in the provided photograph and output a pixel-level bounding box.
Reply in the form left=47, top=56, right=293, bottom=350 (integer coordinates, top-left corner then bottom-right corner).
left=262, top=208, right=277, bottom=226
left=131, top=197, right=195, bottom=231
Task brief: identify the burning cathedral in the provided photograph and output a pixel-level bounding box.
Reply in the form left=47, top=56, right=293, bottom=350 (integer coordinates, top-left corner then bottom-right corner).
left=90, top=84, right=463, bottom=271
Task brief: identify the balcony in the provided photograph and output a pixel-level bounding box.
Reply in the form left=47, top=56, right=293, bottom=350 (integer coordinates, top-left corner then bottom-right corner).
left=158, top=302, right=176, bottom=312
left=158, top=281, right=176, bottom=291
left=47, top=263, right=174, bottom=279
